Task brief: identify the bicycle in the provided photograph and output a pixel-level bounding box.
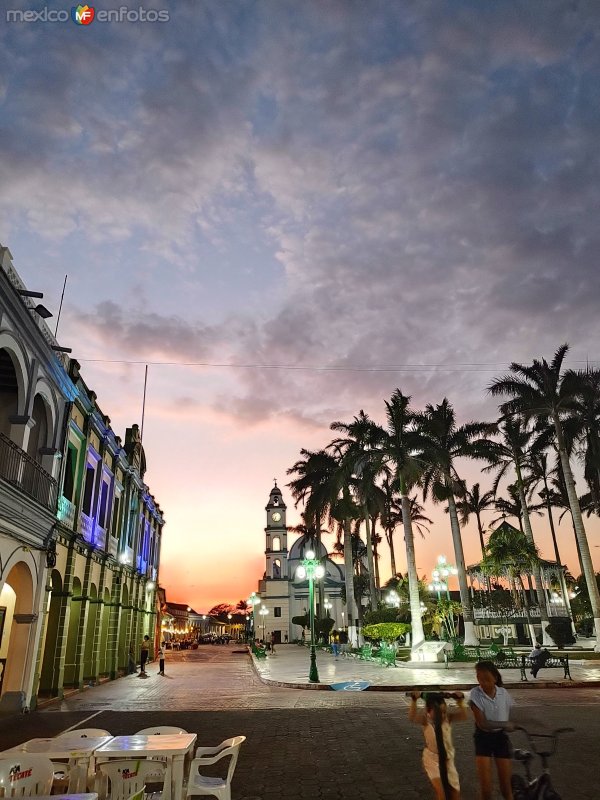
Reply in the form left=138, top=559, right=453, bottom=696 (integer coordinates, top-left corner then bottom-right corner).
left=511, top=725, right=574, bottom=799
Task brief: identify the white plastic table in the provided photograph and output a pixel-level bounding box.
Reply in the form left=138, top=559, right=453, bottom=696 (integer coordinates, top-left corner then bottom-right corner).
left=1, top=737, right=113, bottom=792
left=23, top=794, right=98, bottom=800
left=93, top=734, right=197, bottom=800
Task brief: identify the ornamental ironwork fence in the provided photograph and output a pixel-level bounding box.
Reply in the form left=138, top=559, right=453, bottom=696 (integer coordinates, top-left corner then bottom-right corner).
left=0, top=430, right=57, bottom=510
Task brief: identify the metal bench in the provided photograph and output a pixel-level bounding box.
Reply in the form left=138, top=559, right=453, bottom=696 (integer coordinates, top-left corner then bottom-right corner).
left=378, top=645, right=396, bottom=668
left=359, top=643, right=374, bottom=661
left=251, top=645, right=267, bottom=659
left=519, top=654, right=572, bottom=681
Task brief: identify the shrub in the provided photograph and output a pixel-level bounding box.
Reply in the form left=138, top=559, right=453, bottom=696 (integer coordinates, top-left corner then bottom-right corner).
left=362, top=622, right=411, bottom=642
left=545, top=620, right=575, bottom=649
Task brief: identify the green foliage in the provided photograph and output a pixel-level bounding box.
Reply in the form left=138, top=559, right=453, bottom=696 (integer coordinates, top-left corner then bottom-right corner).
left=362, top=622, right=411, bottom=642
left=315, top=616, right=335, bottom=640
left=363, top=607, right=400, bottom=625
left=570, top=573, right=600, bottom=623
left=545, top=620, right=576, bottom=648
left=292, top=614, right=309, bottom=629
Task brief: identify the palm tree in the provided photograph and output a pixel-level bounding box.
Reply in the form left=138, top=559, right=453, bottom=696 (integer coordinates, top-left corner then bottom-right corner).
left=416, top=398, right=491, bottom=646
left=565, top=367, right=600, bottom=512
left=381, top=478, right=432, bottom=579
left=472, top=418, right=553, bottom=644
left=481, top=521, right=541, bottom=644
left=376, top=390, right=426, bottom=649
left=330, top=410, right=382, bottom=608
left=380, top=474, right=401, bottom=577
left=287, top=448, right=338, bottom=618
left=491, top=483, right=544, bottom=531
left=489, top=344, right=600, bottom=649
left=454, top=482, right=495, bottom=560
left=526, top=449, right=577, bottom=630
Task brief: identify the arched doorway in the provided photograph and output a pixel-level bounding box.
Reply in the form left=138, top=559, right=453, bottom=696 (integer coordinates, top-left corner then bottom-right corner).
left=39, top=570, right=63, bottom=697
left=26, top=394, right=49, bottom=463
left=0, top=561, right=35, bottom=702
left=0, top=348, right=19, bottom=438
left=63, top=577, right=82, bottom=686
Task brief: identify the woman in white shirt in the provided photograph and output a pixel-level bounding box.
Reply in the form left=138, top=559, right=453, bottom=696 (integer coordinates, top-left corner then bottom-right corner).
left=470, top=661, right=515, bottom=800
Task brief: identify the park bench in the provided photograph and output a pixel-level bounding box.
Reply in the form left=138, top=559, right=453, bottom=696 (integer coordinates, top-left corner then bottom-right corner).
left=251, top=644, right=267, bottom=659
left=378, top=644, right=396, bottom=668
left=519, top=654, right=572, bottom=681
left=359, top=643, right=374, bottom=661
left=444, top=644, right=518, bottom=668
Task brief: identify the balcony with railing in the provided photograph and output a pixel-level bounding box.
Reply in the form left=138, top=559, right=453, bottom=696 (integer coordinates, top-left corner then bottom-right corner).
left=0, top=430, right=57, bottom=511
left=57, top=495, right=76, bottom=529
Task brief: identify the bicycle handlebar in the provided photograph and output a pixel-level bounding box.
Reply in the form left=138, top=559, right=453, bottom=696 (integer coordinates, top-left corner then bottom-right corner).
left=514, top=726, right=575, bottom=736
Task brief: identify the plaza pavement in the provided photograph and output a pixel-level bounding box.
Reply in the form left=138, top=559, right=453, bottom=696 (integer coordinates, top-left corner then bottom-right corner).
left=252, top=643, right=600, bottom=690
left=1, top=646, right=599, bottom=799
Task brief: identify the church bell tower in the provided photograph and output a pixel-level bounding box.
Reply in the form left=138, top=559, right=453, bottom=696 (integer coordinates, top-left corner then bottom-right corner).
left=265, top=480, right=288, bottom=579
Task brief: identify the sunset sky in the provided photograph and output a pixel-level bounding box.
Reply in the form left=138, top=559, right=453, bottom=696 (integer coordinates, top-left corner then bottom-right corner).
left=2, top=1, right=600, bottom=611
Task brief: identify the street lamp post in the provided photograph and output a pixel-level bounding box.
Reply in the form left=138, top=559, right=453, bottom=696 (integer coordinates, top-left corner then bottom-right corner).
left=259, top=606, right=269, bottom=641
left=296, top=549, right=325, bottom=683
left=428, top=555, right=458, bottom=639
left=248, top=593, right=260, bottom=641
left=386, top=590, right=401, bottom=609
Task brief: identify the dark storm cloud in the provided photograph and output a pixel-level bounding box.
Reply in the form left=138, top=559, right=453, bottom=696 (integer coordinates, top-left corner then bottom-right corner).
left=2, top=0, right=600, bottom=427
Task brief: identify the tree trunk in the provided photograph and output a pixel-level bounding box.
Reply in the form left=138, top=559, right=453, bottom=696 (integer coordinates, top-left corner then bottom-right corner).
left=517, top=575, right=537, bottom=645
left=446, top=486, right=478, bottom=646
left=372, top=520, right=381, bottom=590
left=543, top=481, right=576, bottom=635
left=342, top=497, right=357, bottom=647
left=475, top=512, right=486, bottom=560
left=315, top=511, right=325, bottom=619
left=362, top=504, right=378, bottom=609
left=387, top=526, right=397, bottom=576
left=514, top=462, right=553, bottom=645
left=400, top=482, right=425, bottom=652
left=553, top=412, right=600, bottom=650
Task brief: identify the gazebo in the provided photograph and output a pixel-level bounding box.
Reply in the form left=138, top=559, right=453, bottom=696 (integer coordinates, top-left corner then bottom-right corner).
left=466, top=521, right=574, bottom=645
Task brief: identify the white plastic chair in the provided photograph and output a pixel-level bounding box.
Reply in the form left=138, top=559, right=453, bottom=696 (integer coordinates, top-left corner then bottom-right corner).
left=134, top=727, right=188, bottom=735
left=53, top=727, right=112, bottom=790
left=97, top=759, right=166, bottom=800
left=186, top=737, right=245, bottom=800
left=0, top=755, right=55, bottom=796
left=55, top=727, right=112, bottom=738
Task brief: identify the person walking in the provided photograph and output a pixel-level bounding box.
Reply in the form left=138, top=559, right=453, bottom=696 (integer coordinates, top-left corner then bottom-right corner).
left=157, top=643, right=165, bottom=676
left=139, top=635, right=150, bottom=676
left=470, top=661, right=515, bottom=800
left=270, top=631, right=276, bottom=654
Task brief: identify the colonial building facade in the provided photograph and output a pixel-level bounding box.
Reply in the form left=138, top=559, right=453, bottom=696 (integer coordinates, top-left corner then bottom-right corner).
left=255, top=482, right=346, bottom=643
left=0, top=245, right=163, bottom=711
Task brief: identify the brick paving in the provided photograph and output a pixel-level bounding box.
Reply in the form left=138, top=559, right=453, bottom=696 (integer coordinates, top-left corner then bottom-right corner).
left=1, top=645, right=599, bottom=799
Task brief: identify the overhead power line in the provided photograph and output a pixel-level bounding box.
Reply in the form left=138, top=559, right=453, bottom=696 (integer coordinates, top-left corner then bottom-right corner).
left=73, top=357, right=599, bottom=374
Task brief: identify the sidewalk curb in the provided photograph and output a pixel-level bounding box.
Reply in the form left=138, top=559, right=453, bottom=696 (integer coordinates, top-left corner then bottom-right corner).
left=248, top=653, right=600, bottom=692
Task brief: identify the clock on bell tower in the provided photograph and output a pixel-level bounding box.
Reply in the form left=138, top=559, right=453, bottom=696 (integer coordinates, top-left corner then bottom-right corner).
left=265, top=479, right=288, bottom=579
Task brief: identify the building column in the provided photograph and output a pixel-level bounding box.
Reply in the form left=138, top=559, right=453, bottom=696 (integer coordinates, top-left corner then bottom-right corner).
left=47, top=541, right=76, bottom=697
left=106, top=572, right=123, bottom=680
left=88, top=559, right=108, bottom=683
left=71, top=553, right=93, bottom=688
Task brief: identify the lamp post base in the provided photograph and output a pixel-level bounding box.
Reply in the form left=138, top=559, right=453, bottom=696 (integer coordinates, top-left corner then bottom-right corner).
left=309, top=645, right=320, bottom=683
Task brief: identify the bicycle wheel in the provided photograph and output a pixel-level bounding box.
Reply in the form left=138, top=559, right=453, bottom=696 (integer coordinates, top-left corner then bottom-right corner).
left=535, top=773, right=561, bottom=800
left=511, top=774, right=528, bottom=799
